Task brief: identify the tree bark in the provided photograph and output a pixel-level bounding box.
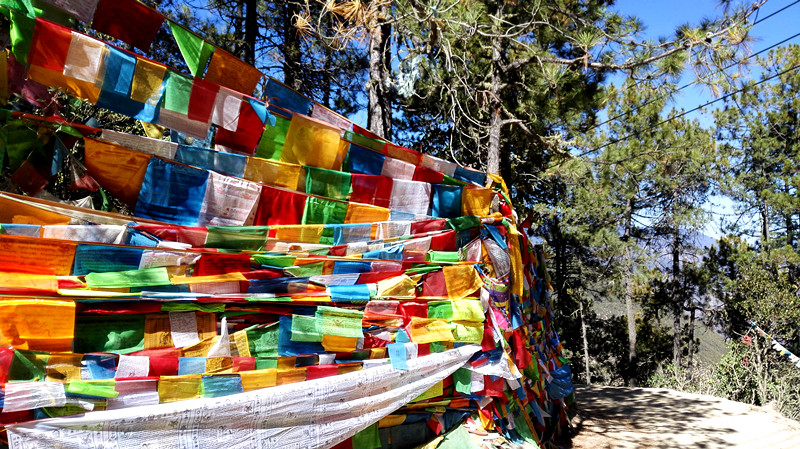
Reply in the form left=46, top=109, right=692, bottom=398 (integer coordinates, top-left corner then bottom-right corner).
left=687, top=305, right=696, bottom=378
left=244, top=0, right=257, bottom=65
left=486, top=6, right=504, bottom=175
left=580, top=302, right=591, bottom=385
left=672, top=216, right=682, bottom=369
left=367, top=3, right=392, bottom=139
left=623, top=197, right=638, bottom=386
left=282, top=0, right=302, bottom=91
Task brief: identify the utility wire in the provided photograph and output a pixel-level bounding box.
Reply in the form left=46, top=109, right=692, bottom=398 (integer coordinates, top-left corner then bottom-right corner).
left=588, top=30, right=800, bottom=134
left=753, top=0, right=800, bottom=24
left=577, top=60, right=800, bottom=156
left=587, top=0, right=800, bottom=133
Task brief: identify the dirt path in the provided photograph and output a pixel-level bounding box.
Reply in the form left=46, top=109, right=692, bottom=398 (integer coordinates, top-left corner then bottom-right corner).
left=566, top=385, right=800, bottom=449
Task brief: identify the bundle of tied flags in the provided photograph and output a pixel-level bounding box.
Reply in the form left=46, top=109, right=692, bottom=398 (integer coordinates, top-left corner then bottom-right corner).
left=0, top=1, right=575, bottom=449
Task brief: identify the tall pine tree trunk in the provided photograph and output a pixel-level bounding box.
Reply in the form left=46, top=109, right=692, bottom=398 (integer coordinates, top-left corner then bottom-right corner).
left=486, top=5, right=504, bottom=175
left=367, top=4, right=392, bottom=139
left=244, top=0, right=257, bottom=65
left=580, top=302, right=591, bottom=384
left=283, top=1, right=302, bottom=90
left=686, top=305, right=696, bottom=378
left=623, top=198, right=637, bottom=386
left=672, top=222, right=682, bottom=369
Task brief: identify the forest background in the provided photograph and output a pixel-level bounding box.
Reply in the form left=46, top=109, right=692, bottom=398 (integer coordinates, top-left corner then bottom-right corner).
left=3, top=0, right=800, bottom=422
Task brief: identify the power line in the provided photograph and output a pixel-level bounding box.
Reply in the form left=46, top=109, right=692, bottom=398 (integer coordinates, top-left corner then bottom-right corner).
left=578, top=60, right=800, bottom=156
left=588, top=0, right=800, bottom=133
left=588, top=29, right=800, bottom=134
left=753, top=0, right=800, bottom=24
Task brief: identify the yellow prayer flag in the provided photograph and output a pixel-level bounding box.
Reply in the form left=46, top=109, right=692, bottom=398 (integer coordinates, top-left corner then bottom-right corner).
left=452, top=321, right=484, bottom=343
left=407, top=317, right=455, bottom=344
left=206, top=357, right=233, bottom=373
left=131, top=58, right=166, bottom=105
left=46, top=354, right=83, bottom=381
left=158, top=375, right=202, bottom=402
left=376, top=275, right=416, bottom=298
left=411, top=380, right=443, bottom=402
left=170, top=272, right=248, bottom=285
left=443, top=264, right=483, bottom=300
left=321, top=334, right=358, bottom=352
left=462, top=186, right=493, bottom=217
left=239, top=369, right=277, bottom=391
left=451, top=299, right=485, bottom=322
left=281, top=114, right=347, bottom=170
left=232, top=330, right=251, bottom=357
left=0, top=271, right=58, bottom=293
left=244, top=157, right=303, bottom=189
left=0, top=298, right=75, bottom=352
left=272, top=225, right=324, bottom=244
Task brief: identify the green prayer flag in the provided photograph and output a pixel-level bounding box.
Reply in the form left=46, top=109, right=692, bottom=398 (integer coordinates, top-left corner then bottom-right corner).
left=161, top=303, right=225, bottom=313
left=9, top=350, right=47, bottom=381
left=342, top=130, right=385, bottom=152
left=447, top=216, right=482, bottom=231
left=290, top=314, right=322, bottom=342
left=74, top=316, right=146, bottom=355
left=246, top=323, right=279, bottom=357
left=316, top=306, right=364, bottom=338
left=206, top=226, right=269, bottom=251
left=442, top=174, right=468, bottom=186
left=352, top=423, right=381, bottom=449
left=304, top=166, right=351, bottom=201
left=7, top=9, right=34, bottom=64
left=437, top=425, right=482, bottom=449
left=285, top=261, right=324, bottom=277
left=254, top=357, right=277, bottom=370
left=255, top=114, right=290, bottom=160
left=302, top=197, right=347, bottom=225
left=169, top=21, right=214, bottom=77
left=426, top=251, right=460, bottom=263
left=65, top=380, right=119, bottom=398
left=162, top=71, right=192, bottom=115
left=0, top=0, right=34, bottom=17
left=85, top=267, right=172, bottom=288
left=252, top=254, right=296, bottom=268
left=428, top=301, right=453, bottom=320
left=453, top=367, right=472, bottom=395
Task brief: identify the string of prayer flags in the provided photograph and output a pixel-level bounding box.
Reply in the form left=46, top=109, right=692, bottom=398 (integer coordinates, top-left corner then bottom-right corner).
left=0, top=5, right=575, bottom=446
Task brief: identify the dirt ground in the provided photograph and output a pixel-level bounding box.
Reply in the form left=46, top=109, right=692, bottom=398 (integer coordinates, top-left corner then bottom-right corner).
left=564, top=385, right=800, bottom=449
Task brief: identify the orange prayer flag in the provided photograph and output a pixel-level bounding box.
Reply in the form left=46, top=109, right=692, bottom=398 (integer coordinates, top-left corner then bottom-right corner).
left=0, top=235, right=76, bottom=275
left=321, top=334, right=358, bottom=352
left=84, top=138, right=151, bottom=207
left=0, top=298, right=75, bottom=352
left=345, top=202, right=391, bottom=224
left=0, top=272, right=58, bottom=294
left=0, top=195, right=71, bottom=225
left=27, top=65, right=101, bottom=103
left=204, top=49, right=263, bottom=95
left=276, top=367, right=306, bottom=385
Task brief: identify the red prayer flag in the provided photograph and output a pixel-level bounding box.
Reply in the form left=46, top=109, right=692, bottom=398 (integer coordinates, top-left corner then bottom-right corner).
left=253, top=185, right=306, bottom=225
left=429, top=230, right=456, bottom=251
left=413, top=166, right=444, bottom=184
left=350, top=173, right=392, bottom=208
left=91, top=0, right=165, bottom=51
left=29, top=18, right=72, bottom=72
left=194, top=253, right=252, bottom=276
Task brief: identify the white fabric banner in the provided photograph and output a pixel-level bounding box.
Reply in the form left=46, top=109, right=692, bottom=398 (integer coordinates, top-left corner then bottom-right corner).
left=7, top=345, right=480, bottom=449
